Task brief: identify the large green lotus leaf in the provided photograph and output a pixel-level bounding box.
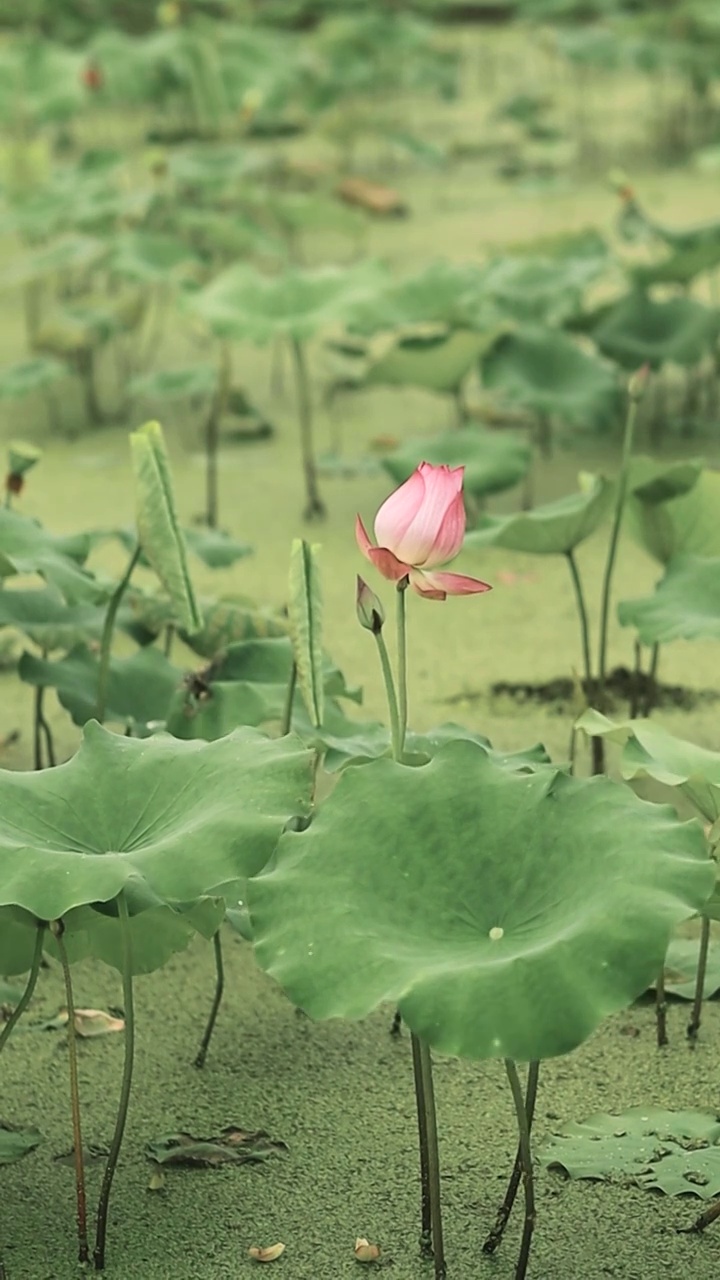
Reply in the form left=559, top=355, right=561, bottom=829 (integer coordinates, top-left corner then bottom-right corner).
left=316, top=712, right=550, bottom=773
left=540, top=1106, right=720, bottom=1198
left=0, top=234, right=107, bottom=287
left=626, top=470, right=720, bottom=565
left=631, top=240, right=720, bottom=289
left=107, top=231, right=199, bottom=284
left=381, top=428, right=531, bottom=500
left=480, top=255, right=603, bottom=326
left=0, top=508, right=100, bottom=603
left=654, top=938, right=720, bottom=1001
left=188, top=262, right=384, bottom=343
left=18, top=644, right=181, bottom=731
left=0, top=358, right=66, bottom=400
left=627, top=456, right=703, bottom=505
left=576, top=710, right=720, bottom=823
left=593, top=292, right=720, bottom=370
left=182, top=527, right=253, bottom=569
left=130, top=421, right=202, bottom=635
left=0, top=722, right=312, bottom=920
left=481, top=327, right=620, bottom=427
left=346, top=260, right=489, bottom=334
left=249, top=741, right=712, bottom=1062
left=0, top=586, right=104, bottom=650
left=365, top=329, right=494, bottom=394
left=180, top=597, right=288, bottom=658
left=618, top=555, right=720, bottom=645
left=166, top=638, right=357, bottom=741
left=129, top=364, right=218, bottom=403
left=464, top=476, right=614, bottom=555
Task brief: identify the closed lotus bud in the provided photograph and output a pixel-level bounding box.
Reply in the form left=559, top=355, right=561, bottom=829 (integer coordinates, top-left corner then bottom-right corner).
left=356, top=576, right=385, bottom=635
left=628, top=363, right=651, bottom=402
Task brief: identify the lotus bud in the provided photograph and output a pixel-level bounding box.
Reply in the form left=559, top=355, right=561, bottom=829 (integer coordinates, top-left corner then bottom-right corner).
left=628, top=364, right=651, bottom=402
left=6, top=440, right=41, bottom=498
left=354, top=1237, right=381, bottom=1263
left=356, top=576, right=385, bottom=635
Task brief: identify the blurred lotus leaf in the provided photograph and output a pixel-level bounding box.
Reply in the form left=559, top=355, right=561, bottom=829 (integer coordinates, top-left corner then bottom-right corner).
left=593, top=291, right=720, bottom=370
left=381, top=426, right=531, bottom=500
left=481, top=326, right=620, bottom=428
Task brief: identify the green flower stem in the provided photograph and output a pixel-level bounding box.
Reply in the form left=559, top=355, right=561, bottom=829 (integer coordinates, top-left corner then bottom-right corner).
left=94, top=894, right=135, bottom=1271
left=482, top=1060, right=539, bottom=1255
left=418, top=1036, right=446, bottom=1279
left=410, top=1031, right=433, bottom=1258
left=0, top=923, right=45, bottom=1053
left=194, top=930, right=225, bottom=1070
left=51, top=919, right=89, bottom=1265
left=687, top=914, right=711, bottom=1045
left=205, top=341, right=232, bottom=530
left=594, top=390, right=641, bottom=764
left=280, top=661, right=298, bottom=737
left=504, top=1058, right=536, bottom=1280
left=564, top=550, right=593, bottom=697
left=642, top=643, right=660, bottom=717
left=96, top=546, right=142, bottom=724
left=373, top=630, right=402, bottom=762
left=290, top=336, right=325, bottom=521
left=396, top=579, right=409, bottom=755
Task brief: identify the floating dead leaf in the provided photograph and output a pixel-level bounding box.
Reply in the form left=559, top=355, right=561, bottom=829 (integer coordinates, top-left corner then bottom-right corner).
left=32, top=1007, right=125, bottom=1037
left=355, top=1237, right=381, bottom=1263
left=0, top=1121, right=43, bottom=1166
left=54, top=1143, right=108, bottom=1167
left=248, top=1243, right=285, bottom=1263
left=336, top=177, right=408, bottom=218
left=146, top=1126, right=288, bottom=1169
left=147, top=1164, right=166, bottom=1193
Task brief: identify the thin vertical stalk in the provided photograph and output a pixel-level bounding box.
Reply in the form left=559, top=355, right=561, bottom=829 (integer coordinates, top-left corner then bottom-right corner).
left=194, top=931, right=225, bottom=1070
left=630, top=640, right=643, bottom=720
left=656, top=963, right=668, bottom=1048
left=418, top=1037, right=446, bottom=1279
left=642, top=643, right=660, bottom=717
left=94, top=894, right=135, bottom=1271
left=410, top=1031, right=433, bottom=1258
left=205, top=342, right=232, bottom=530
left=96, top=546, right=142, bottom=723
left=290, top=336, right=325, bottom=521
left=687, top=915, right=711, bottom=1045
left=594, top=383, right=644, bottom=774
left=280, top=661, right=298, bottom=737
left=373, top=630, right=402, bottom=762
left=564, top=550, right=593, bottom=699
left=0, top=924, right=45, bottom=1053
left=51, top=919, right=89, bottom=1264
left=33, top=684, right=44, bottom=770
left=597, top=391, right=642, bottom=692
left=504, top=1059, right=536, bottom=1280
left=396, top=580, right=409, bottom=755
left=482, top=1061, right=539, bottom=1255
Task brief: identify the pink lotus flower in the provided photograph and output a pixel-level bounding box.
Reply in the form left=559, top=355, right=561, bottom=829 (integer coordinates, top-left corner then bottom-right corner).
left=356, top=462, right=492, bottom=601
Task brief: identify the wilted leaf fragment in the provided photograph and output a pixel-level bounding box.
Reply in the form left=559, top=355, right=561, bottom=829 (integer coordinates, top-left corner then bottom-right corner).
left=146, top=1127, right=288, bottom=1169
left=248, top=1243, right=285, bottom=1263
left=0, top=1121, right=43, bottom=1166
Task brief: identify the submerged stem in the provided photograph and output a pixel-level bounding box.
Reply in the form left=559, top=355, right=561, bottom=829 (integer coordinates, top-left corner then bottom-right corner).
left=0, top=924, right=45, bottom=1053
left=51, top=919, right=89, bottom=1264
left=504, top=1058, right=536, bottom=1280
left=687, top=915, right=711, bottom=1045
left=94, top=894, right=135, bottom=1271
left=96, top=546, right=142, bottom=723
left=410, top=1031, right=433, bottom=1257
left=482, top=1061, right=539, bottom=1255
left=418, top=1036, right=446, bottom=1278
left=194, top=931, right=225, bottom=1070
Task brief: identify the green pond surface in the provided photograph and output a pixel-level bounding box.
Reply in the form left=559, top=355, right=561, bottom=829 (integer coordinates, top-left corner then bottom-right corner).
left=3, top=26, right=720, bottom=1276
